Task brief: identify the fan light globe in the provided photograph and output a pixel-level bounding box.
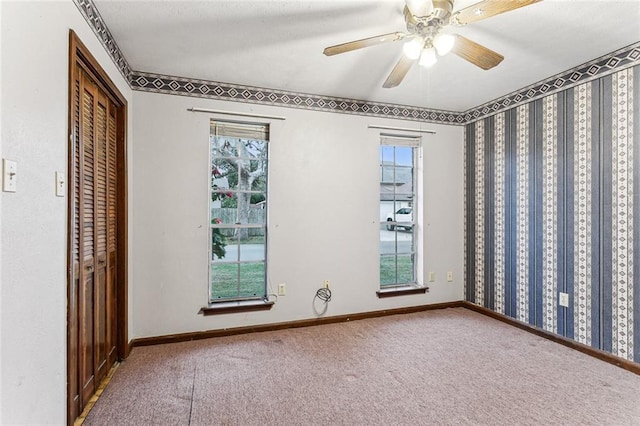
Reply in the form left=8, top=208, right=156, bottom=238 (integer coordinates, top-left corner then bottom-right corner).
left=403, top=38, right=424, bottom=60
left=419, top=47, right=438, bottom=67
left=433, top=33, right=456, bottom=56
left=405, top=0, right=433, bottom=17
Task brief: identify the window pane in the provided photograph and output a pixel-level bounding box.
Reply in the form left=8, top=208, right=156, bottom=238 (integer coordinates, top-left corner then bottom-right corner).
left=236, top=160, right=267, bottom=191
left=211, top=208, right=237, bottom=229
left=380, top=255, right=415, bottom=287
left=211, top=136, right=238, bottom=157
left=394, top=168, right=414, bottom=194
left=398, top=231, right=414, bottom=255
left=380, top=222, right=396, bottom=255
left=212, top=227, right=231, bottom=262
left=239, top=262, right=265, bottom=297
left=247, top=203, right=267, bottom=225
left=387, top=204, right=413, bottom=224
left=211, top=263, right=239, bottom=299
left=380, top=145, right=394, bottom=163
left=242, top=139, right=267, bottom=159
left=239, top=234, right=265, bottom=262
left=396, top=255, right=415, bottom=283
left=395, top=146, right=413, bottom=167
left=380, top=256, right=397, bottom=286
left=380, top=224, right=413, bottom=253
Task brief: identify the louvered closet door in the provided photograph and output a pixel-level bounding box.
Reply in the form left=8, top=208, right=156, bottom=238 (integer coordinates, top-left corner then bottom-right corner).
left=71, top=65, right=119, bottom=413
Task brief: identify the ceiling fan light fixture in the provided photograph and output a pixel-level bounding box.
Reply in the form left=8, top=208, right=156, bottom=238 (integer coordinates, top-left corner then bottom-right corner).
left=403, top=37, right=424, bottom=60
left=419, top=47, right=438, bottom=68
left=433, top=33, right=455, bottom=56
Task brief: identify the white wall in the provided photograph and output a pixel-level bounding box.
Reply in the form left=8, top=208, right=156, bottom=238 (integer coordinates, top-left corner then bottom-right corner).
left=0, top=1, right=133, bottom=423
left=0, top=2, right=463, bottom=421
left=132, top=91, right=464, bottom=339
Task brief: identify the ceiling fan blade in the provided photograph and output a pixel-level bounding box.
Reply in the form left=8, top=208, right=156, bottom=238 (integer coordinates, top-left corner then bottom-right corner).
left=383, top=55, right=414, bottom=88
left=453, top=0, right=541, bottom=25
left=323, top=32, right=407, bottom=56
left=451, top=34, right=504, bottom=70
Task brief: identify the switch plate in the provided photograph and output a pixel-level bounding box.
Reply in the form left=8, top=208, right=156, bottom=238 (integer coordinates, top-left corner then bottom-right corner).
left=55, top=171, right=65, bottom=197
left=278, top=283, right=286, bottom=296
left=2, top=159, right=17, bottom=192
left=447, top=272, right=453, bottom=282
left=323, top=280, right=330, bottom=289
left=559, top=292, right=569, bottom=307
left=429, top=272, right=435, bottom=282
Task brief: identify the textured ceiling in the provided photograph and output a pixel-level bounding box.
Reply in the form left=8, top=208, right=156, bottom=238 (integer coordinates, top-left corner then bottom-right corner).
left=93, top=0, right=640, bottom=112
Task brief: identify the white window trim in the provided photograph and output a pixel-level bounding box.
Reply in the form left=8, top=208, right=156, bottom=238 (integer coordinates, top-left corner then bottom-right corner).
left=379, top=134, right=424, bottom=288
left=208, top=120, right=270, bottom=303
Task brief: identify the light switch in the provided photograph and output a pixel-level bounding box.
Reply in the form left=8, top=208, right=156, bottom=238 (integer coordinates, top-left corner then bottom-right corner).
left=55, top=171, right=65, bottom=197
left=2, top=159, right=17, bottom=192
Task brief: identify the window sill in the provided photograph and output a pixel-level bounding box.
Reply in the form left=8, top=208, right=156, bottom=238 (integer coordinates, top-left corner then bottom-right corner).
left=199, top=299, right=275, bottom=316
left=376, top=285, right=429, bottom=298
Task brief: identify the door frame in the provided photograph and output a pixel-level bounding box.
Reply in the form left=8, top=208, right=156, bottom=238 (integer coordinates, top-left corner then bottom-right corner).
left=67, top=30, right=128, bottom=423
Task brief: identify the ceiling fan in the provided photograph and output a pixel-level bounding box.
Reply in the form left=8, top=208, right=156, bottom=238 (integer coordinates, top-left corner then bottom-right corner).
left=323, top=0, right=542, bottom=88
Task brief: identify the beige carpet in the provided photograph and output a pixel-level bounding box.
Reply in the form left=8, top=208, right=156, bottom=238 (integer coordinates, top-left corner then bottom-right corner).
left=84, top=308, right=640, bottom=425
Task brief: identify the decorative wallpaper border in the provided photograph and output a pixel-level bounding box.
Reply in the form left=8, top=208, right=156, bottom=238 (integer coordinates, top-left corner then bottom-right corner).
left=129, top=71, right=464, bottom=125
left=74, top=0, right=132, bottom=82
left=463, top=42, right=640, bottom=123
left=77, top=0, right=640, bottom=125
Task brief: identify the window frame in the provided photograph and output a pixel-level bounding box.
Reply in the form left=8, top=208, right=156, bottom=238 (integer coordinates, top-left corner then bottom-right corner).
left=208, top=119, right=270, bottom=303
left=379, top=135, right=422, bottom=289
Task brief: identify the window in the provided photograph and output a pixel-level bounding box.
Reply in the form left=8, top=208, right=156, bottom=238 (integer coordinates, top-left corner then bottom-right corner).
left=210, top=120, right=268, bottom=302
left=379, top=136, right=419, bottom=287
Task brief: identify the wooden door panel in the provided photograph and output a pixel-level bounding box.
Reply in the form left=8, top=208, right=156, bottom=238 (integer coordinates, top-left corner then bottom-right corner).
left=95, top=265, right=108, bottom=381
left=107, top=104, right=118, bottom=365
left=80, top=270, right=95, bottom=405
left=107, top=256, right=117, bottom=364
left=95, top=93, right=109, bottom=382
left=68, top=273, right=80, bottom=420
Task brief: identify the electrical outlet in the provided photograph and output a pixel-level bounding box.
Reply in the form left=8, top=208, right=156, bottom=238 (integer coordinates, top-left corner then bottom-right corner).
left=323, top=280, right=330, bottom=289
left=447, top=271, right=453, bottom=282
left=429, top=272, right=435, bottom=282
left=559, top=292, right=569, bottom=307
left=278, top=283, right=286, bottom=296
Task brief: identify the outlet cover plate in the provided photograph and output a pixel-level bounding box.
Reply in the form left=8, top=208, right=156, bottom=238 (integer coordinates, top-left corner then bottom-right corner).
left=3, top=159, right=17, bottom=192
left=559, top=292, right=569, bottom=307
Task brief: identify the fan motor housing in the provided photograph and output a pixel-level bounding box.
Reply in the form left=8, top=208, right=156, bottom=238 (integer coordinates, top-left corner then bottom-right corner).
left=404, top=0, right=454, bottom=39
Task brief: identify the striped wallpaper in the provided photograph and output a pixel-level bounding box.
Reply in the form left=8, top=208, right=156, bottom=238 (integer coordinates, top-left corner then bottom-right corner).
left=465, top=65, right=640, bottom=363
